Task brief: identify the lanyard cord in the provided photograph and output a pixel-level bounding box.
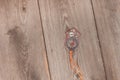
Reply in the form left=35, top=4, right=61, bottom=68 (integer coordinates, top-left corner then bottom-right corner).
left=69, top=50, right=83, bottom=80
left=65, top=27, right=83, bottom=80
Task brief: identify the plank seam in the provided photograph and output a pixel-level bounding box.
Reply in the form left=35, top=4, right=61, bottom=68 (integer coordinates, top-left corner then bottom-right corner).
left=90, top=0, right=108, bottom=80
left=37, top=0, right=52, bottom=80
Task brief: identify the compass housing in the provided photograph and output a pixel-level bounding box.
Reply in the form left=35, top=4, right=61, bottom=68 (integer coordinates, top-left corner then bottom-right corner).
left=65, top=27, right=80, bottom=50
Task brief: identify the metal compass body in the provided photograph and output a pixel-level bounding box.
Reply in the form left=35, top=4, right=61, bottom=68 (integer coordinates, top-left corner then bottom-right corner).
left=65, top=27, right=80, bottom=51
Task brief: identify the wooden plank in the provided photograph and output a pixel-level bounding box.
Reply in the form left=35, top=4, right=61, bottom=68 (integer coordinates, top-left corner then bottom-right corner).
left=38, top=0, right=106, bottom=80
left=0, top=0, right=50, bottom=80
left=92, top=0, right=120, bottom=80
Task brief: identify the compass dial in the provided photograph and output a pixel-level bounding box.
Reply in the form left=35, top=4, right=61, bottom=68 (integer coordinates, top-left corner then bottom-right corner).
left=66, top=37, right=78, bottom=50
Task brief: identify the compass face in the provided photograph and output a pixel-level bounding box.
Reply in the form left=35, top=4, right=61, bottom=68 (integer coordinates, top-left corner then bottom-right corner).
left=66, top=37, right=78, bottom=50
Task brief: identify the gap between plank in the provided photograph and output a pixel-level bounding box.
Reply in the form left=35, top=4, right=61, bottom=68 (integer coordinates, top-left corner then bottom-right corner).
left=37, top=0, right=52, bottom=80
left=90, top=0, right=108, bottom=80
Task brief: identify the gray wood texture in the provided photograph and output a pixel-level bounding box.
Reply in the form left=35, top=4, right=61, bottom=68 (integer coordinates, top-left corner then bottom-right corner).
left=0, top=0, right=120, bottom=80
left=92, top=0, right=120, bottom=80
left=0, top=0, right=50, bottom=80
left=38, top=0, right=106, bottom=80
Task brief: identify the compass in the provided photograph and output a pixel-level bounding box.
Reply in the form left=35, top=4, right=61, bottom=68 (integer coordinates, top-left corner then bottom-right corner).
left=65, top=27, right=80, bottom=50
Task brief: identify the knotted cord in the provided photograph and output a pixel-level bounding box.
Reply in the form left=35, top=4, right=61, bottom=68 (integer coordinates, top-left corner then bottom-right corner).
left=69, top=50, right=83, bottom=80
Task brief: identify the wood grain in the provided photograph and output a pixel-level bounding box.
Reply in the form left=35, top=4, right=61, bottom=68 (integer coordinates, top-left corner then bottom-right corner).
left=92, top=0, right=120, bottom=80
left=38, top=0, right=106, bottom=80
left=0, top=0, right=50, bottom=80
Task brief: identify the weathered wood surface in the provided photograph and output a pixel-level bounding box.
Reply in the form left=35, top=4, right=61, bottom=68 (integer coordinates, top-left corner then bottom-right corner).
left=0, top=0, right=120, bottom=80
left=92, top=0, right=120, bottom=80
left=38, top=0, right=106, bottom=80
left=0, top=0, right=50, bottom=80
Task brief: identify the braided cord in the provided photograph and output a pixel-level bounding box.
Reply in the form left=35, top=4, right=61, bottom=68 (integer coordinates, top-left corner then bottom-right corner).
left=69, top=50, right=83, bottom=80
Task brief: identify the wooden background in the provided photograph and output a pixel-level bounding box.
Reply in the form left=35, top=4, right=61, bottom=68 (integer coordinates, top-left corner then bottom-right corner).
left=0, top=0, right=120, bottom=80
